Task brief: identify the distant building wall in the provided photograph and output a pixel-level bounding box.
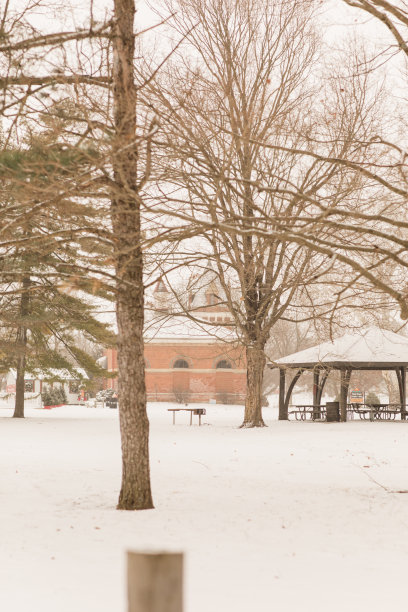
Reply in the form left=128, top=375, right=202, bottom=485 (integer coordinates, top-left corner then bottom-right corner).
left=104, top=269, right=247, bottom=403
left=104, top=341, right=246, bottom=403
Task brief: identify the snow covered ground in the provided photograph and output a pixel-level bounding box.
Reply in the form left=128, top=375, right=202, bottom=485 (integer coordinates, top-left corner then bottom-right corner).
left=1, top=402, right=408, bottom=612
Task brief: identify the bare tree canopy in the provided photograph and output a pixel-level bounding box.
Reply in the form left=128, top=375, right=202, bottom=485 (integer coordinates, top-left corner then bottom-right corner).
left=343, top=0, right=408, bottom=59
left=142, top=0, right=408, bottom=425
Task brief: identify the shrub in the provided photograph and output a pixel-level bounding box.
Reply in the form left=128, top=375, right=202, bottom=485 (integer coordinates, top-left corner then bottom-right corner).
left=42, top=386, right=67, bottom=406
left=216, top=391, right=238, bottom=405
left=366, top=391, right=380, bottom=406
left=53, top=386, right=67, bottom=405
left=41, top=388, right=52, bottom=406
left=173, top=387, right=191, bottom=404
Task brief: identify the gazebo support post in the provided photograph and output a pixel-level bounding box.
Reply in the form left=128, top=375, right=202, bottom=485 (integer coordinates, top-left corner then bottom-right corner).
left=313, top=370, right=320, bottom=420
left=340, top=369, right=351, bottom=422
left=317, top=369, right=329, bottom=404
left=396, top=368, right=406, bottom=420
left=396, top=368, right=402, bottom=404
left=284, top=369, right=303, bottom=415
left=279, top=368, right=287, bottom=420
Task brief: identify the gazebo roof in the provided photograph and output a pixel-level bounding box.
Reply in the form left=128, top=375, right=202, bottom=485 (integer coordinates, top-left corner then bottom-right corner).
left=271, top=327, right=408, bottom=369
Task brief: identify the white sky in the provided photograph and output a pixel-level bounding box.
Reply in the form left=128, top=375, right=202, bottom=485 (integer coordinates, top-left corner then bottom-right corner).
left=12, top=0, right=395, bottom=41
left=9, top=0, right=404, bottom=76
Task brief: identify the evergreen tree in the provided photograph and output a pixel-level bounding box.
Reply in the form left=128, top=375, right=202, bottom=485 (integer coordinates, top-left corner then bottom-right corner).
left=0, top=140, right=116, bottom=417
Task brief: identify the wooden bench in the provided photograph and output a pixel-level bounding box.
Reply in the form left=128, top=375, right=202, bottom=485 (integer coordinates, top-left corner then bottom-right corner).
left=168, top=407, right=206, bottom=426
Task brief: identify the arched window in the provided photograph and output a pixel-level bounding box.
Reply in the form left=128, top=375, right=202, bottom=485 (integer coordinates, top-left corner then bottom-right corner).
left=173, top=359, right=189, bottom=369
left=216, top=359, right=232, bottom=369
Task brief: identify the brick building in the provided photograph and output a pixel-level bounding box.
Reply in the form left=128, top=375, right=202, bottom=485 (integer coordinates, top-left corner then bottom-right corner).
left=105, top=268, right=246, bottom=403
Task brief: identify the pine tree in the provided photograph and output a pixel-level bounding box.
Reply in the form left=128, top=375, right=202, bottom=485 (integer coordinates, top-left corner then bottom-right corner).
left=0, top=140, right=116, bottom=417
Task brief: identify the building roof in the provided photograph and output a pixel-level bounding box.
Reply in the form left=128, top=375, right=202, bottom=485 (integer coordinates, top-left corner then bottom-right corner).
left=189, top=261, right=227, bottom=309
left=144, top=314, right=237, bottom=343
left=271, top=327, right=408, bottom=369
left=154, top=279, right=169, bottom=293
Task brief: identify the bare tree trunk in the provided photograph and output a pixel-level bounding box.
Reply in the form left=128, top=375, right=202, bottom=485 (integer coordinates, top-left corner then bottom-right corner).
left=112, top=0, right=153, bottom=510
left=241, top=346, right=266, bottom=427
left=13, top=275, right=30, bottom=419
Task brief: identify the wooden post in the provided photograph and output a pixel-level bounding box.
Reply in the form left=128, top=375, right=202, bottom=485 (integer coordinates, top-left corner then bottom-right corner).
left=313, top=370, right=320, bottom=420
left=127, top=552, right=183, bottom=612
left=402, top=367, right=406, bottom=421
left=279, top=368, right=287, bottom=420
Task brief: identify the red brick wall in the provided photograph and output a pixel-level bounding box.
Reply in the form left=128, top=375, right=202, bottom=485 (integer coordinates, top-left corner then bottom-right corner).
left=104, top=341, right=246, bottom=403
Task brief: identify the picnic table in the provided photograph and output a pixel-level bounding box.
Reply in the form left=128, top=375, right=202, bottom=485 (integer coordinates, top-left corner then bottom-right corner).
left=288, top=405, right=327, bottom=421
left=350, top=404, right=403, bottom=420
left=168, top=407, right=206, bottom=426
left=289, top=403, right=406, bottom=421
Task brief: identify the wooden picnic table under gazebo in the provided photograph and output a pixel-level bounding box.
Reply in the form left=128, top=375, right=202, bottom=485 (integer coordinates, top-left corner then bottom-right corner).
left=269, top=327, right=408, bottom=422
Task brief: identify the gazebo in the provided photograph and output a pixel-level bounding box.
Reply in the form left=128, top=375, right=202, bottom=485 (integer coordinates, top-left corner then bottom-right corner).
left=270, top=327, right=408, bottom=421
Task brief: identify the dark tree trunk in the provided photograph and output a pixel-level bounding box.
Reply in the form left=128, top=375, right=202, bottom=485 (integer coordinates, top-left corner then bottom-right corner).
left=13, top=276, right=30, bottom=419
left=241, top=345, right=266, bottom=427
left=14, top=347, right=26, bottom=418
left=340, top=369, right=351, bottom=422
left=112, top=0, right=153, bottom=510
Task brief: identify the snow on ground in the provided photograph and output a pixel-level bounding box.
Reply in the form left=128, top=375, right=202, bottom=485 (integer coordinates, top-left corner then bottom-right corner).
left=1, top=403, right=408, bottom=612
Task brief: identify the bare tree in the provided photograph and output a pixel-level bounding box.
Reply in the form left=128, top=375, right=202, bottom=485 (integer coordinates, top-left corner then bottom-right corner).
left=110, top=0, right=154, bottom=509
left=144, top=0, right=389, bottom=426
